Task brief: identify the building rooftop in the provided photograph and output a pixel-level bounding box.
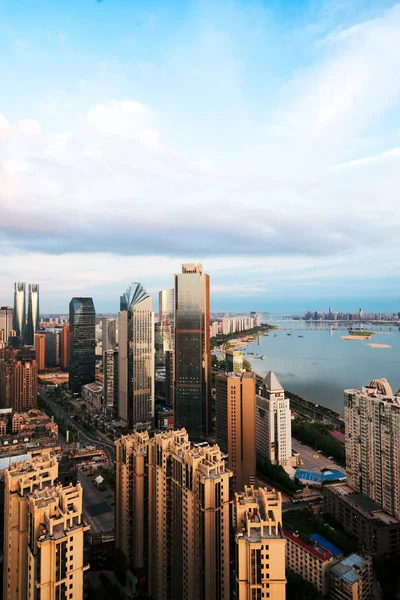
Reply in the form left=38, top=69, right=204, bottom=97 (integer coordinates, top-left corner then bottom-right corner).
left=325, top=484, right=400, bottom=525
left=310, top=533, right=342, bottom=557
left=295, top=469, right=346, bottom=484
left=330, top=553, right=368, bottom=585
left=263, top=371, right=283, bottom=392
left=284, top=528, right=333, bottom=562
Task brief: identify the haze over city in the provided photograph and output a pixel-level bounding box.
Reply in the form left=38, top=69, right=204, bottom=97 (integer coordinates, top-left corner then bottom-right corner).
left=1, top=0, right=400, bottom=312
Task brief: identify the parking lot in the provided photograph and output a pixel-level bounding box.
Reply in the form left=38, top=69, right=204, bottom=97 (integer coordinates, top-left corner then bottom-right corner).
left=292, top=438, right=345, bottom=474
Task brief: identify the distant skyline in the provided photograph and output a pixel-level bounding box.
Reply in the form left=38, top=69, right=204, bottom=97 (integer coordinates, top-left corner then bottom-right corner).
left=1, top=0, right=400, bottom=307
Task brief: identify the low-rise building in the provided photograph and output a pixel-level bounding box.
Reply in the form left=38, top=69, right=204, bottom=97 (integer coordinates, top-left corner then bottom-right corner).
left=324, top=484, right=400, bottom=556
left=329, top=553, right=373, bottom=599
left=284, top=529, right=337, bottom=595
left=82, top=382, right=103, bottom=411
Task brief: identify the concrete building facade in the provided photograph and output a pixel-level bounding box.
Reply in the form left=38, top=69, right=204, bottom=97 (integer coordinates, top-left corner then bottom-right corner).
left=329, top=554, right=373, bottom=600
left=34, top=333, right=46, bottom=373
left=216, top=372, right=256, bottom=491
left=0, top=348, right=38, bottom=411
left=256, top=372, right=292, bottom=466
left=235, top=486, right=286, bottom=600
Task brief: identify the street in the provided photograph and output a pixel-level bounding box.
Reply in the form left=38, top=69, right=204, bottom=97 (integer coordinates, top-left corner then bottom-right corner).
left=40, top=390, right=116, bottom=465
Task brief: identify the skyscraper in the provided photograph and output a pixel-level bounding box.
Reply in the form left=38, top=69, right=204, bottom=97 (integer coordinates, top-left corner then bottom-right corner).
left=234, top=486, right=286, bottom=600
left=159, top=288, right=174, bottom=358
left=60, top=324, right=70, bottom=371
left=26, top=283, right=40, bottom=345
left=256, top=371, right=292, bottom=466
left=104, top=349, right=118, bottom=416
left=345, top=378, right=400, bottom=519
left=13, top=282, right=26, bottom=347
left=34, top=332, right=46, bottom=372
left=102, top=317, right=117, bottom=352
left=0, top=306, right=13, bottom=348
left=148, top=429, right=232, bottom=600
left=118, top=283, right=154, bottom=425
left=216, top=371, right=256, bottom=491
left=69, top=298, right=96, bottom=393
left=3, top=452, right=89, bottom=600
left=0, top=347, right=38, bottom=410
left=174, top=263, right=211, bottom=439
left=42, top=329, right=61, bottom=367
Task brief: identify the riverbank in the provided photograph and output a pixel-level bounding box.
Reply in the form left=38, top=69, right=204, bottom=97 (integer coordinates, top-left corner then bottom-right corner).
left=211, top=324, right=274, bottom=350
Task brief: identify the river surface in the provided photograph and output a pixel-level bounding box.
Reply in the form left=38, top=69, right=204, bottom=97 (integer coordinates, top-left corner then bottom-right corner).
left=243, top=321, right=400, bottom=416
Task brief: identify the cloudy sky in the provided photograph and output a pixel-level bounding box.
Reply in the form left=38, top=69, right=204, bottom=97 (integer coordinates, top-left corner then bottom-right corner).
left=1, top=0, right=399, bottom=314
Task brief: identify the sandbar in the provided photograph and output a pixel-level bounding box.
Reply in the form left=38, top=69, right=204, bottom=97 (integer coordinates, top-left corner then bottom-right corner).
left=341, top=335, right=371, bottom=341
left=367, top=343, right=391, bottom=348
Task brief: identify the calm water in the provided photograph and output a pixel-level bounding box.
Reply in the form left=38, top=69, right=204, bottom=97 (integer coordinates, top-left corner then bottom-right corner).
left=244, top=321, right=400, bottom=416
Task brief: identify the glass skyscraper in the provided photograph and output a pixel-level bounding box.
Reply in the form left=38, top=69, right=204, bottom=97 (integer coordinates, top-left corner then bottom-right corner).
left=118, top=283, right=154, bottom=425
left=13, top=282, right=26, bottom=347
left=26, top=283, right=40, bottom=345
left=174, top=264, right=211, bottom=439
left=68, top=297, right=96, bottom=393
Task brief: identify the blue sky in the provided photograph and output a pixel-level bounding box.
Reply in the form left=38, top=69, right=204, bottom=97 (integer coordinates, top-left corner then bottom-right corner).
left=0, top=0, right=400, bottom=313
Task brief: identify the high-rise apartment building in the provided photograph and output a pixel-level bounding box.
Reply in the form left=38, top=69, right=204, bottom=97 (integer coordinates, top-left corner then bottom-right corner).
left=42, top=329, right=61, bottom=367
left=60, top=324, right=70, bottom=371
left=225, top=349, right=243, bottom=374
left=69, top=298, right=96, bottom=393
left=104, top=349, right=118, bottom=416
left=13, top=282, right=26, bottom=347
left=0, top=306, right=13, bottom=348
left=329, top=553, right=372, bottom=600
left=115, top=432, right=149, bottom=574
left=26, top=283, right=40, bottom=345
left=174, top=264, right=211, bottom=439
left=345, top=379, right=400, bottom=519
left=102, top=317, right=117, bottom=352
left=118, top=283, right=154, bottom=425
left=0, top=348, right=38, bottom=411
left=3, top=452, right=89, bottom=600
left=256, top=371, right=292, bottom=466
left=234, top=486, right=286, bottom=600
left=34, top=333, right=46, bottom=372
left=216, top=372, right=256, bottom=491
left=148, top=429, right=232, bottom=600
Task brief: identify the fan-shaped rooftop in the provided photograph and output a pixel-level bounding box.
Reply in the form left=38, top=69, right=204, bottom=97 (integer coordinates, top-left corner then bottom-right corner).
left=368, top=378, right=393, bottom=396
left=120, top=283, right=150, bottom=311
left=263, top=371, right=283, bottom=392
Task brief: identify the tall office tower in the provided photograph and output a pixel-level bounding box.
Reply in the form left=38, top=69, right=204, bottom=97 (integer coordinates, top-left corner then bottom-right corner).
left=154, top=322, right=164, bottom=367
left=26, top=283, right=40, bottom=345
left=104, top=349, right=119, bottom=417
left=34, top=333, right=46, bottom=372
left=256, top=371, right=292, bottom=466
left=115, top=432, right=149, bottom=575
left=69, top=298, right=96, bottom=393
left=165, top=349, right=174, bottom=408
left=60, top=324, right=70, bottom=370
left=0, top=348, right=38, bottom=410
left=174, top=263, right=211, bottom=439
left=216, top=372, right=256, bottom=491
left=118, top=283, right=154, bottom=425
left=234, top=486, right=286, bottom=600
left=345, top=379, right=400, bottom=519
left=102, top=317, right=117, bottom=352
left=226, top=349, right=243, bottom=374
left=148, top=429, right=232, bottom=600
left=159, top=289, right=174, bottom=358
left=13, top=282, right=26, bottom=347
left=3, top=453, right=89, bottom=600
left=0, top=306, right=13, bottom=347
left=42, top=329, right=61, bottom=367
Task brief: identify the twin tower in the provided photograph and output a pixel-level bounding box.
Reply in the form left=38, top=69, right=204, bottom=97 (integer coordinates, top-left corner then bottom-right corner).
left=13, top=282, right=40, bottom=347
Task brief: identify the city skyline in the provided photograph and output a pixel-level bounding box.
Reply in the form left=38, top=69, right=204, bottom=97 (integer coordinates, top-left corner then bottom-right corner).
left=1, top=0, right=400, bottom=309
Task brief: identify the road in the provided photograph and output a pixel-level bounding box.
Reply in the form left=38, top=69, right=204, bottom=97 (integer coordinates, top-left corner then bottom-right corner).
left=40, top=391, right=116, bottom=465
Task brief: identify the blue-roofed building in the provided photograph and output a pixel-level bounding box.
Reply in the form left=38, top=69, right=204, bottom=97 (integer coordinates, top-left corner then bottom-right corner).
left=294, top=468, right=346, bottom=486
left=310, top=533, right=343, bottom=558
left=329, top=553, right=373, bottom=599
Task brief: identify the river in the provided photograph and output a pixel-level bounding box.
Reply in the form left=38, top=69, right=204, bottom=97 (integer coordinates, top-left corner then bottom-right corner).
left=243, top=320, right=400, bottom=416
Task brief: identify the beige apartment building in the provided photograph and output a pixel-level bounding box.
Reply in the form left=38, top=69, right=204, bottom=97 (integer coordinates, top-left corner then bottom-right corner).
left=115, top=431, right=149, bottom=573
left=3, top=452, right=89, bottom=600
left=148, top=429, right=232, bottom=600
left=234, top=486, right=286, bottom=600
left=329, top=554, right=373, bottom=600
left=216, top=371, right=256, bottom=491
left=345, top=379, right=400, bottom=519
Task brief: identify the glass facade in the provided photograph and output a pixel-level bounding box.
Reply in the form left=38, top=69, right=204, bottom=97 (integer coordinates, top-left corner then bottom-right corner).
left=42, top=330, right=61, bottom=367
left=26, top=283, right=39, bottom=346
left=68, top=297, right=96, bottom=393
left=13, top=282, right=26, bottom=347
left=174, top=264, right=211, bottom=439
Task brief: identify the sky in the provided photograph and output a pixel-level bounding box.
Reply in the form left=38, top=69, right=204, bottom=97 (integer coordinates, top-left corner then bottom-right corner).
left=0, top=0, right=400, bottom=314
